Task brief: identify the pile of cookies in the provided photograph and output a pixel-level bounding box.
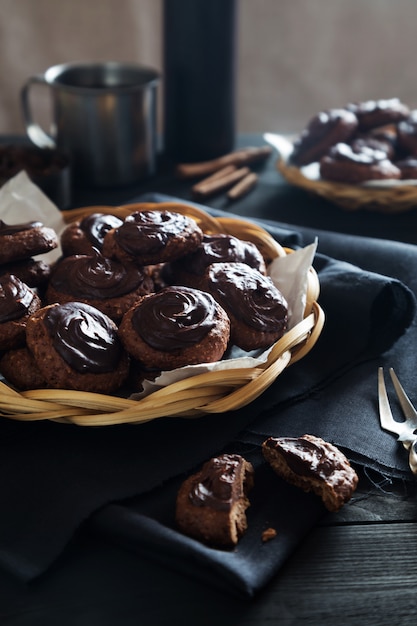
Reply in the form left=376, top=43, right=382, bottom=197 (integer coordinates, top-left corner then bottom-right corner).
left=0, top=208, right=289, bottom=394
left=175, top=433, right=358, bottom=548
left=290, top=97, right=417, bottom=183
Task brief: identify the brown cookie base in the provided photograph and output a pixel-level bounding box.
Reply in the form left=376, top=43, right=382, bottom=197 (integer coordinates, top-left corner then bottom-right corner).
left=60, top=221, right=98, bottom=256
left=0, top=226, right=58, bottom=264
left=176, top=454, right=254, bottom=548
left=262, top=434, right=358, bottom=512
left=0, top=347, right=47, bottom=390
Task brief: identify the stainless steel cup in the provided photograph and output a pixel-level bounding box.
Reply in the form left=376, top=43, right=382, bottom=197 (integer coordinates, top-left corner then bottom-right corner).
left=21, top=62, right=160, bottom=187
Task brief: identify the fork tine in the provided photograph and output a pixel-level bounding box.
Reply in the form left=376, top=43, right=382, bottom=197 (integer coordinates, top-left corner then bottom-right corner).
left=378, top=367, right=404, bottom=437
left=389, top=368, right=417, bottom=426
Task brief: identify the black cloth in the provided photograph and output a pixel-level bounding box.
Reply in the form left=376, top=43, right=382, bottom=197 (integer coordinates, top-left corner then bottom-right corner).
left=0, top=198, right=415, bottom=596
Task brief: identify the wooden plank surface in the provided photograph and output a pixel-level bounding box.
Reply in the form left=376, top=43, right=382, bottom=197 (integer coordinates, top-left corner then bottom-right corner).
left=247, top=522, right=417, bottom=625
left=1, top=520, right=417, bottom=626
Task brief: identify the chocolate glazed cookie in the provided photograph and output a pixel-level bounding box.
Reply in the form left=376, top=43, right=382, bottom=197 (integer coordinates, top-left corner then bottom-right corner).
left=203, top=262, right=288, bottom=351
left=102, top=210, right=203, bottom=266
left=163, top=233, right=267, bottom=288
left=46, top=250, right=155, bottom=322
left=320, top=142, right=401, bottom=183
left=0, top=220, right=58, bottom=264
left=119, top=286, right=230, bottom=371
left=346, top=98, right=410, bottom=131
left=0, top=258, right=51, bottom=290
left=262, top=435, right=358, bottom=512
left=291, top=108, right=358, bottom=166
left=26, top=302, right=130, bottom=393
left=60, top=213, right=123, bottom=256
left=176, top=454, right=255, bottom=548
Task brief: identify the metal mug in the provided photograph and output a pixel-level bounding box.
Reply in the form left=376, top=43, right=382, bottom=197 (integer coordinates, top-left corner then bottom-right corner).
left=21, top=61, right=160, bottom=187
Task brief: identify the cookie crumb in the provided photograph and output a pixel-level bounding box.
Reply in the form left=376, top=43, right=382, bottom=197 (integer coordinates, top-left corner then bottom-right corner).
left=262, top=527, right=277, bottom=542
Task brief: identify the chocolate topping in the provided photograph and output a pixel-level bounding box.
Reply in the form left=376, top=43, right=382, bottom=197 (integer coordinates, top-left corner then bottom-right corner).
left=114, top=210, right=191, bottom=255
left=0, top=219, right=42, bottom=235
left=176, top=234, right=265, bottom=275
left=49, top=250, right=152, bottom=299
left=207, top=263, right=288, bottom=331
left=79, top=213, right=123, bottom=249
left=264, top=436, right=336, bottom=479
left=327, top=142, right=388, bottom=165
left=132, top=286, right=218, bottom=351
left=306, top=109, right=357, bottom=138
left=0, top=274, right=36, bottom=322
left=291, top=108, right=358, bottom=165
left=347, top=98, right=410, bottom=129
left=44, top=302, right=123, bottom=373
left=189, top=454, right=249, bottom=511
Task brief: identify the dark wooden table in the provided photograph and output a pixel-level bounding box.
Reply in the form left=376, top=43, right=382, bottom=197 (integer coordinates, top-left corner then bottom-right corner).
left=2, top=135, right=417, bottom=625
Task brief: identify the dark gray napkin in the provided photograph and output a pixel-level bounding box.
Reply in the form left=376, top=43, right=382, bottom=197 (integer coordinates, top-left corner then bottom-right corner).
left=91, top=204, right=417, bottom=596
left=0, top=200, right=414, bottom=594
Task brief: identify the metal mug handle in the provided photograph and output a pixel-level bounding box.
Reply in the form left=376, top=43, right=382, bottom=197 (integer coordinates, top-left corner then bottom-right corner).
left=21, top=74, right=56, bottom=149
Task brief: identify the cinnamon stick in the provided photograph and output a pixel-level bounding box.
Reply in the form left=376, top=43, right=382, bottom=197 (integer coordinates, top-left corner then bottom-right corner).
left=192, top=166, right=250, bottom=198
left=227, top=172, right=258, bottom=200
left=193, top=164, right=237, bottom=186
left=177, top=145, right=272, bottom=179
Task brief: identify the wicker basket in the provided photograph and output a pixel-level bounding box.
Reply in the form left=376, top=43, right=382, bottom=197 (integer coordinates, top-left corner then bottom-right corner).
left=278, top=157, right=417, bottom=213
left=0, top=202, right=324, bottom=426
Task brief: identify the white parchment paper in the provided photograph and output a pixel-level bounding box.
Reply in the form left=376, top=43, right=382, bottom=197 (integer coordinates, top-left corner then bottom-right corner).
left=0, top=171, right=66, bottom=261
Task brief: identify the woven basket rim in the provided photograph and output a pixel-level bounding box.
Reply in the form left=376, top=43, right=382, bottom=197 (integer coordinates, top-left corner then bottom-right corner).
left=0, top=202, right=325, bottom=425
left=278, top=157, right=417, bottom=213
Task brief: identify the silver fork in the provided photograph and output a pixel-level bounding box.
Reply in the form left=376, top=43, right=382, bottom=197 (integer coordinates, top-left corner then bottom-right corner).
left=378, top=367, right=417, bottom=475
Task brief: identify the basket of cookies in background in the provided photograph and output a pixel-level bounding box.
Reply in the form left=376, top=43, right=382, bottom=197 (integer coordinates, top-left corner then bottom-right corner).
left=0, top=175, right=324, bottom=426
left=272, top=97, right=417, bottom=213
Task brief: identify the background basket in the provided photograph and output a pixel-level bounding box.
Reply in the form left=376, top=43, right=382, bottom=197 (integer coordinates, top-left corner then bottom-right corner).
left=0, top=202, right=324, bottom=426
left=278, top=158, right=417, bottom=213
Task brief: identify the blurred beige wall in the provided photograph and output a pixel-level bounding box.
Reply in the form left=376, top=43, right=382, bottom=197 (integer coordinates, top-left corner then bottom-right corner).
left=1, top=0, right=417, bottom=137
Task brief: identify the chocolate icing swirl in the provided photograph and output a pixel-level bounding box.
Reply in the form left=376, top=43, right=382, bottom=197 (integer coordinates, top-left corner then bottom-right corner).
left=0, top=274, right=36, bottom=322
left=189, top=454, right=247, bottom=511
left=80, top=213, right=123, bottom=249
left=132, top=286, right=218, bottom=351
left=50, top=251, right=152, bottom=299
left=264, top=436, right=334, bottom=479
left=0, top=219, right=42, bottom=235
left=177, top=234, right=265, bottom=275
left=207, top=263, right=288, bottom=331
left=44, top=302, right=123, bottom=373
left=114, top=210, right=191, bottom=255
